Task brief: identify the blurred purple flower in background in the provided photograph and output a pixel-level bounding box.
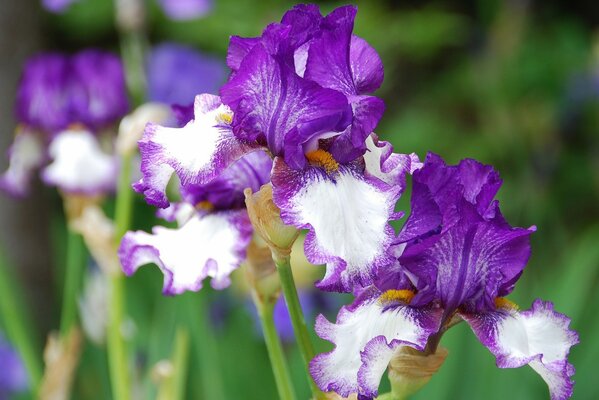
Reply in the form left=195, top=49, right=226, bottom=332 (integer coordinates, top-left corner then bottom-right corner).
left=41, top=0, right=79, bottom=13
left=157, top=0, right=213, bottom=20
left=1, top=50, right=127, bottom=197
left=42, top=0, right=213, bottom=20
left=0, top=334, right=28, bottom=399
left=147, top=42, right=226, bottom=106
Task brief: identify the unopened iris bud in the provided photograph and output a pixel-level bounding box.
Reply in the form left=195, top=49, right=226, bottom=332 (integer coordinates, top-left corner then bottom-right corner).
left=244, top=239, right=280, bottom=304
left=244, top=184, right=299, bottom=260
left=387, top=346, right=448, bottom=399
left=39, top=328, right=83, bottom=400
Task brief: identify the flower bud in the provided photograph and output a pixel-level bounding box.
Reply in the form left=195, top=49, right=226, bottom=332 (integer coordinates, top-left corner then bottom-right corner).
left=244, top=238, right=280, bottom=304
left=388, top=346, right=448, bottom=399
left=244, top=184, right=299, bottom=259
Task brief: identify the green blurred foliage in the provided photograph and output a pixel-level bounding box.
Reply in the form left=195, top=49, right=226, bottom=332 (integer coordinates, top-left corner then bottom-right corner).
left=23, top=0, right=599, bottom=399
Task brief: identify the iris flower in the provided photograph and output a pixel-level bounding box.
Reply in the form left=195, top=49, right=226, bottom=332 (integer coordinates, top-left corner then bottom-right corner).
left=311, top=154, right=578, bottom=400
left=119, top=97, right=272, bottom=294
left=134, top=4, right=419, bottom=292
left=0, top=50, right=128, bottom=196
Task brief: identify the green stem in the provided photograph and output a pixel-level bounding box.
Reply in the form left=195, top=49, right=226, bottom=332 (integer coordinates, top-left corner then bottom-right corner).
left=59, top=229, right=86, bottom=337
left=0, top=249, right=43, bottom=391
left=107, top=274, right=129, bottom=400
left=256, top=297, right=297, bottom=400
left=274, top=254, right=324, bottom=399
left=120, top=30, right=147, bottom=107
left=186, top=293, right=226, bottom=400
left=157, top=328, right=190, bottom=400
left=107, top=151, right=135, bottom=400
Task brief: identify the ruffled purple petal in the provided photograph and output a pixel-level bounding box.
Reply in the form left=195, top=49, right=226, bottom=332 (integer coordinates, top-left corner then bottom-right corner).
left=118, top=209, right=252, bottom=295
left=0, top=128, right=46, bottom=198
left=158, top=0, right=213, bottom=20
left=400, top=202, right=534, bottom=312
left=147, top=43, right=226, bottom=105
left=272, top=157, right=402, bottom=292
left=397, top=153, right=503, bottom=244
left=226, top=36, right=260, bottom=72
left=220, top=43, right=350, bottom=170
left=394, top=154, right=535, bottom=310
left=304, top=6, right=357, bottom=96
left=461, top=300, right=579, bottom=400
left=349, top=35, right=384, bottom=94
left=41, top=129, right=117, bottom=195
left=310, top=288, right=442, bottom=398
left=134, top=94, right=261, bottom=208
left=328, top=96, right=385, bottom=164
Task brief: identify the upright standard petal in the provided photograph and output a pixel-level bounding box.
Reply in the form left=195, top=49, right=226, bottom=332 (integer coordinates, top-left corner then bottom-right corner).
left=220, top=44, right=350, bottom=170
left=400, top=203, right=534, bottom=312
left=0, top=128, right=45, bottom=197
left=272, top=157, right=401, bottom=291
left=118, top=209, right=252, bottom=295
left=461, top=300, right=578, bottom=400
left=134, top=94, right=261, bottom=208
left=311, top=289, right=441, bottom=398
left=41, top=129, right=117, bottom=195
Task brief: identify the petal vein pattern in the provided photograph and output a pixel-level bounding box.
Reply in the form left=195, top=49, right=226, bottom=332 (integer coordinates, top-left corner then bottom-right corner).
left=272, top=158, right=400, bottom=291
left=135, top=94, right=260, bottom=208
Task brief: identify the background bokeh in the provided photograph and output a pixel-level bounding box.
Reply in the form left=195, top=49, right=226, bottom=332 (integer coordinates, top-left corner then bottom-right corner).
left=1, top=0, right=598, bottom=399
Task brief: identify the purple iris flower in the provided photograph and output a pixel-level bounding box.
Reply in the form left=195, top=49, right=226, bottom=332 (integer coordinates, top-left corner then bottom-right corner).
left=16, top=50, right=128, bottom=134
left=119, top=97, right=273, bottom=294
left=134, top=4, right=418, bottom=292
left=147, top=43, right=226, bottom=106
left=311, top=154, right=578, bottom=400
left=1, top=50, right=127, bottom=197
left=0, top=334, right=28, bottom=398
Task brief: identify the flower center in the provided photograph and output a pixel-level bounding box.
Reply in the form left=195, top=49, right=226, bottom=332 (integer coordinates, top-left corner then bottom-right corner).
left=216, top=112, right=233, bottom=125
left=379, top=289, right=416, bottom=305
left=305, top=149, right=339, bottom=173
left=494, top=297, right=519, bottom=311
left=195, top=201, right=214, bottom=212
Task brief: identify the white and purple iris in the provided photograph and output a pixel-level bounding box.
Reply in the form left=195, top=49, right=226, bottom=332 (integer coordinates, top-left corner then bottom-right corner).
left=119, top=4, right=577, bottom=399
left=133, top=4, right=419, bottom=292
left=119, top=100, right=272, bottom=294
left=0, top=50, right=128, bottom=197
left=310, top=154, right=578, bottom=400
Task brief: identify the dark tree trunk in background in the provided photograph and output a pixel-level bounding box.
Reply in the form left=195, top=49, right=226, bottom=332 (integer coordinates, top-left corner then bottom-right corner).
left=0, top=0, right=54, bottom=338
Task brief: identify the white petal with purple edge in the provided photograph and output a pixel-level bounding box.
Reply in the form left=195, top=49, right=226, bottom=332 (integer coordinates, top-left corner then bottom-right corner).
left=118, top=210, right=252, bottom=295
left=0, top=128, right=45, bottom=197
left=272, top=158, right=401, bottom=291
left=461, top=300, right=579, bottom=400
left=41, top=129, right=117, bottom=195
left=363, top=134, right=421, bottom=189
left=136, top=94, right=260, bottom=208
left=311, top=293, right=441, bottom=398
